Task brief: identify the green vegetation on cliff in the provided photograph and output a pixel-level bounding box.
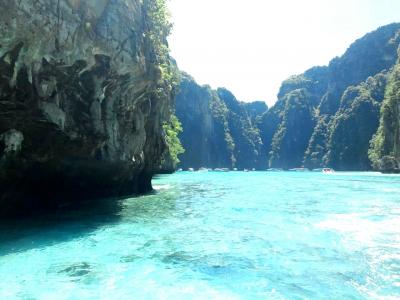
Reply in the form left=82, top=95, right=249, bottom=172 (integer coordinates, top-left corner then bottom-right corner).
left=175, top=75, right=267, bottom=170
left=144, top=0, right=179, bottom=96
left=269, top=89, right=315, bottom=168
left=163, top=115, right=185, bottom=167
left=369, top=58, right=400, bottom=172
left=217, top=88, right=265, bottom=169
left=259, top=66, right=328, bottom=169
left=175, top=23, right=400, bottom=172
left=325, top=73, right=387, bottom=170
left=143, top=0, right=181, bottom=171
left=243, top=102, right=268, bottom=124
left=257, top=23, right=400, bottom=170
left=0, top=0, right=179, bottom=215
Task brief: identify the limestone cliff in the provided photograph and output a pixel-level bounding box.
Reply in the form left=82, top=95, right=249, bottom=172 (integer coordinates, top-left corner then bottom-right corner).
left=0, top=0, right=176, bottom=216
left=258, top=23, right=400, bottom=170
left=175, top=74, right=233, bottom=169
left=324, top=73, right=388, bottom=171
left=369, top=55, right=400, bottom=173
left=175, top=74, right=266, bottom=170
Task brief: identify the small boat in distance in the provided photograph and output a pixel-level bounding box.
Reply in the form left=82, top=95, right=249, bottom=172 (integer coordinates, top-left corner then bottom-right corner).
left=289, top=168, right=309, bottom=172
left=322, top=168, right=335, bottom=174
left=214, top=168, right=230, bottom=172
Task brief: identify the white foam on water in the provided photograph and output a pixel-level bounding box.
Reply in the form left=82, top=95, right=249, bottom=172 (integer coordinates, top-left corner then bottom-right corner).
left=381, top=187, right=400, bottom=193
left=153, top=184, right=172, bottom=191
left=317, top=212, right=400, bottom=299
left=329, top=172, right=400, bottom=177
left=316, top=213, right=400, bottom=245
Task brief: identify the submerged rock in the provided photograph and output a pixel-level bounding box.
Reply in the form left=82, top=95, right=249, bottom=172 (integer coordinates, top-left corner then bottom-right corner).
left=0, top=0, right=175, bottom=216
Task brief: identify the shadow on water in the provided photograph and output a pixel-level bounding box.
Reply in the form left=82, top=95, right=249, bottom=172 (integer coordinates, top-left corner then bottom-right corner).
left=0, top=196, right=124, bottom=256
left=0, top=185, right=181, bottom=257
left=0, top=182, right=182, bottom=257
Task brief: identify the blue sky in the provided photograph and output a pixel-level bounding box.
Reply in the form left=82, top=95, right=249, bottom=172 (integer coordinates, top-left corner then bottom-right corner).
left=168, top=0, right=400, bottom=106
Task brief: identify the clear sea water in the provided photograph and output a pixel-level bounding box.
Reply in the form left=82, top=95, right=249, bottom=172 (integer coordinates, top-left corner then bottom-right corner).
left=0, top=171, right=400, bottom=299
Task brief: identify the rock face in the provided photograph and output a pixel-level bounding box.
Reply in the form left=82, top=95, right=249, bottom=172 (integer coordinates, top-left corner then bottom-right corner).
left=243, top=101, right=268, bottom=124
left=258, top=23, right=400, bottom=170
left=175, top=74, right=267, bottom=170
left=369, top=57, right=400, bottom=173
left=324, top=73, right=388, bottom=170
left=0, top=0, right=175, bottom=216
left=175, top=23, right=400, bottom=172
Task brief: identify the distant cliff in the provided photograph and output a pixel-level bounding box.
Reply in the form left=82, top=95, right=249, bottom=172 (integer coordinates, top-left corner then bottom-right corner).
left=369, top=56, right=400, bottom=173
left=175, top=24, right=400, bottom=172
left=175, top=74, right=267, bottom=170
left=258, top=23, right=400, bottom=170
left=0, top=0, right=178, bottom=216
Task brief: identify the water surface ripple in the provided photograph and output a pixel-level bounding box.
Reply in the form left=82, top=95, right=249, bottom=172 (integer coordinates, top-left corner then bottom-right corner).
left=0, top=172, right=399, bottom=299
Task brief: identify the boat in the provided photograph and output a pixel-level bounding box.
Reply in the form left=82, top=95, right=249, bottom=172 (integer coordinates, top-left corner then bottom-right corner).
left=322, top=168, right=335, bottom=174
left=214, top=168, right=230, bottom=172
left=288, top=168, right=309, bottom=172
left=197, top=167, right=208, bottom=172
left=188, top=168, right=195, bottom=172
left=267, top=168, right=283, bottom=172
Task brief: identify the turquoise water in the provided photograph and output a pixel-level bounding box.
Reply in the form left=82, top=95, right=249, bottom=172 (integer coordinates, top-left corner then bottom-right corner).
left=0, top=172, right=400, bottom=299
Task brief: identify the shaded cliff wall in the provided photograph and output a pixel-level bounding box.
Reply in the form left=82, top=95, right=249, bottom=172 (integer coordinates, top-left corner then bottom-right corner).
left=175, top=74, right=233, bottom=169
left=0, top=0, right=176, bottom=216
left=258, top=23, right=400, bottom=170
left=369, top=55, right=400, bottom=173
left=175, top=74, right=267, bottom=170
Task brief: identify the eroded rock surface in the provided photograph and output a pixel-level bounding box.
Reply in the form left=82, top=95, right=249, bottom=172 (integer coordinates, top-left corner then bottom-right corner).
left=0, top=0, right=174, bottom=216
